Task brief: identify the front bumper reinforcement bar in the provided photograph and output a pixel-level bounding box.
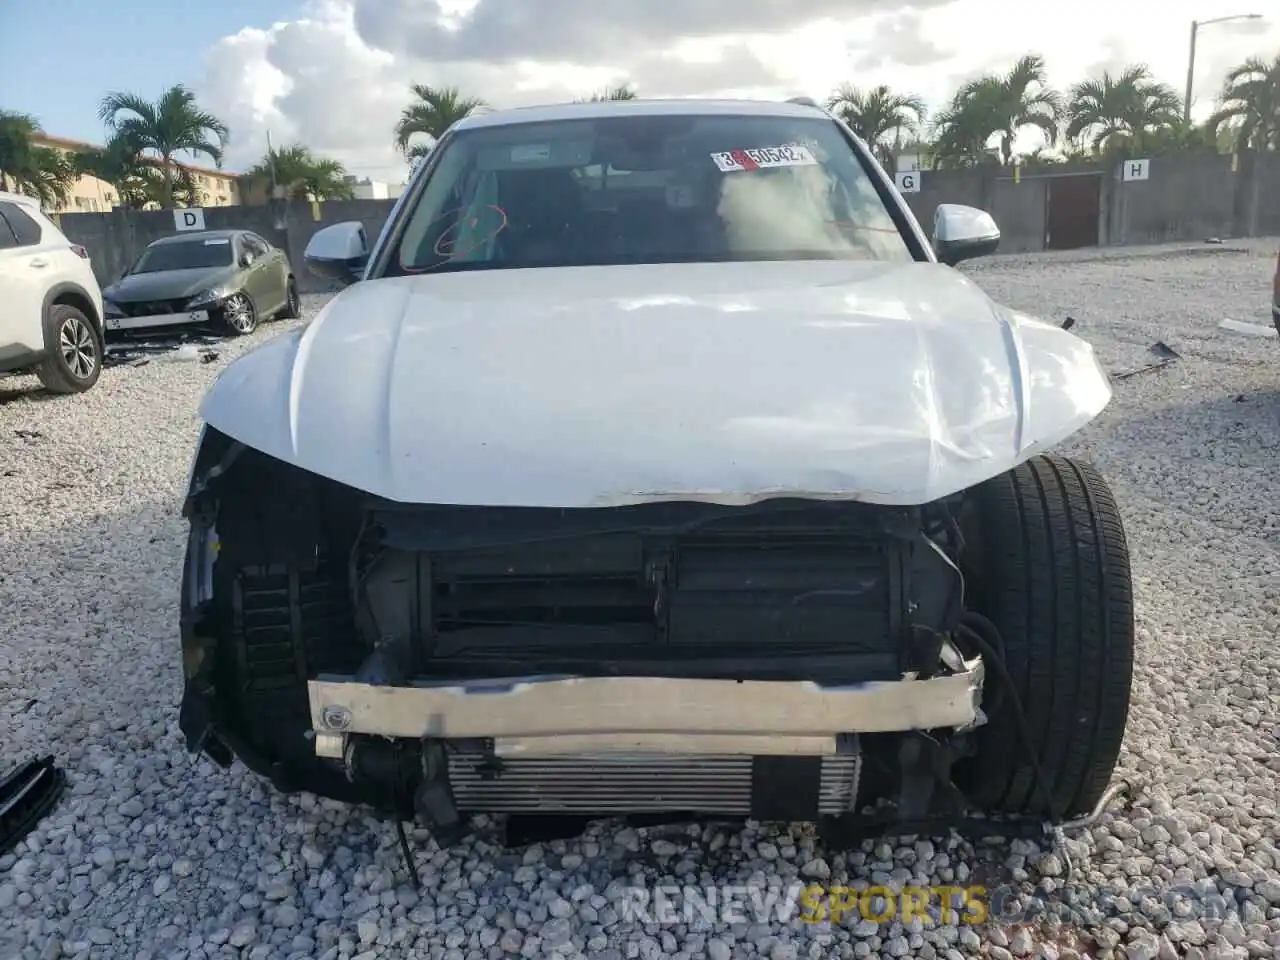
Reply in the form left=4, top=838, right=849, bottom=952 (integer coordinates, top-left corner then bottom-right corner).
left=309, top=661, right=985, bottom=754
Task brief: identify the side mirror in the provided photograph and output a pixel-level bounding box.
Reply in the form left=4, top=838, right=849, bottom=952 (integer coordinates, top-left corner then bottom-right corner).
left=932, top=204, right=1000, bottom=266
left=305, top=221, right=369, bottom=287
left=239, top=251, right=254, bottom=267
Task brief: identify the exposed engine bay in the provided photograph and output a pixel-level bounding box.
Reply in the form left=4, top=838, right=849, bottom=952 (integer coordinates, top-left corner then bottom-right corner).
left=179, top=429, right=1119, bottom=850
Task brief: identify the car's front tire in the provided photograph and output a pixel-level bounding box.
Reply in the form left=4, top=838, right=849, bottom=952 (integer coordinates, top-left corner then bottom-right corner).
left=217, top=293, right=258, bottom=336
left=36, top=304, right=103, bottom=394
left=956, top=454, right=1135, bottom=819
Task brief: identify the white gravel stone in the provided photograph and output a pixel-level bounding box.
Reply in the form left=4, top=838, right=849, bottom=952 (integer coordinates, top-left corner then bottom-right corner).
left=3, top=246, right=1280, bottom=958
left=1128, top=936, right=1161, bottom=960
left=1010, top=928, right=1035, bottom=956
left=801, top=857, right=830, bottom=879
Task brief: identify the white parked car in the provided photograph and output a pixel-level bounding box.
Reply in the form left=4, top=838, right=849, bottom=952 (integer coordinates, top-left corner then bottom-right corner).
left=178, top=99, right=1134, bottom=847
left=0, top=191, right=105, bottom=393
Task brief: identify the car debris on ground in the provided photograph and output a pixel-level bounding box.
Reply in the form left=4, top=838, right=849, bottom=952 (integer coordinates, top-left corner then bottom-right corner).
left=1217, top=318, right=1278, bottom=339
left=1112, top=341, right=1183, bottom=380
left=103, top=331, right=227, bottom=368
left=0, top=756, right=65, bottom=858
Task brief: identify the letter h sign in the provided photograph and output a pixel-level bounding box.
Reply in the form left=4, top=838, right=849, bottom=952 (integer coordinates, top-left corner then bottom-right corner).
left=1122, top=159, right=1150, bottom=182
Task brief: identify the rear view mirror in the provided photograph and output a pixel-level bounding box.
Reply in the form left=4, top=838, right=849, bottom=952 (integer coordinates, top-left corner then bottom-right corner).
left=932, top=204, right=1001, bottom=266
left=305, top=221, right=369, bottom=287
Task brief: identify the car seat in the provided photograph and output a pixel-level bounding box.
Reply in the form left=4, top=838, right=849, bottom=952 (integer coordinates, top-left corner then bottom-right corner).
left=496, top=168, right=587, bottom=265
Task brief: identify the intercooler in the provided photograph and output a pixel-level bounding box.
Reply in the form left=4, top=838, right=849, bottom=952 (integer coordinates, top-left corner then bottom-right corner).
left=446, top=751, right=863, bottom=815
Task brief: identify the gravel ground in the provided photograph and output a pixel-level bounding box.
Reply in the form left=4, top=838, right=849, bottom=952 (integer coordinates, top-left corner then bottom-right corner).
left=2, top=240, right=1279, bottom=960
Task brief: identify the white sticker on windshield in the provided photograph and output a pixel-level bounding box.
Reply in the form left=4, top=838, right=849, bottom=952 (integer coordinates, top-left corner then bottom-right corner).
left=511, top=144, right=552, bottom=163
left=711, top=144, right=817, bottom=173
left=203, top=238, right=230, bottom=244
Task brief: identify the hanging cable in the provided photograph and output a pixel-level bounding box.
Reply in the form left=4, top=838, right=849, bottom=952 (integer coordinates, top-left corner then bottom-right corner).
left=955, top=612, right=1060, bottom=824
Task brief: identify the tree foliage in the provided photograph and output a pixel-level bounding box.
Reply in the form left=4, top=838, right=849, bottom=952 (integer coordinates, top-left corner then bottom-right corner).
left=245, top=144, right=354, bottom=201
left=98, top=84, right=229, bottom=208
left=825, top=84, right=926, bottom=171
left=0, top=110, right=77, bottom=207
left=395, top=85, right=487, bottom=162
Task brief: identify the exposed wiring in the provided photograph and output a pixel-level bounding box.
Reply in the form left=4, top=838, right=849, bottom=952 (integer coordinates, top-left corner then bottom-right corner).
left=393, top=740, right=421, bottom=890
left=954, top=612, right=1135, bottom=884
left=1058, top=781, right=1131, bottom=832
left=956, top=609, right=1006, bottom=715
left=956, top=613, right=1059, bottom=823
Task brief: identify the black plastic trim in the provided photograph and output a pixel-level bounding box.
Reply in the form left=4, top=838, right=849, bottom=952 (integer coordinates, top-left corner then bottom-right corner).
left=751, top=756, right=822, bottom=820
left=41, top=281, right=102, bottom=334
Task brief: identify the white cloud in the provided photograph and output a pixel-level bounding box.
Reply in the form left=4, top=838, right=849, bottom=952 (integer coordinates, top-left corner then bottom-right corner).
left=196, top=0, right=1279, bottom=180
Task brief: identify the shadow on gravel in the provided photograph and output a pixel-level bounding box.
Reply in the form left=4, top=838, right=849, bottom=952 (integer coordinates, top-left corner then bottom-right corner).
left=0, top=380, right=55, bottom=406
left=1107, top=387, right=1280, bottom=450
left=1098, top=388, right=1279, bottom=550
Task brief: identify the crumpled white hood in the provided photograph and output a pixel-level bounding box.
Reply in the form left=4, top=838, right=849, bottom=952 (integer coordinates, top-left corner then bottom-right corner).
left=200, top=260, right=1111, bottom=507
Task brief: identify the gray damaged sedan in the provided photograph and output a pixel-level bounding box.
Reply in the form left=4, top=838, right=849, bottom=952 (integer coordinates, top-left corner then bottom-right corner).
left=102, top=229, right=301, bottom=336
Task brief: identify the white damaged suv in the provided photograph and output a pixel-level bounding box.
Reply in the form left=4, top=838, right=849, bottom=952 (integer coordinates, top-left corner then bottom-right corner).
left=0, top=191, right=105, bottom=394
left=178, top=98, right=1133, bottom=846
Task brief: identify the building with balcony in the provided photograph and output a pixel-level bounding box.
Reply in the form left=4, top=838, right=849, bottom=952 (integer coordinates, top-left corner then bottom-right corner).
left=31, top=133, right=242, bottom=213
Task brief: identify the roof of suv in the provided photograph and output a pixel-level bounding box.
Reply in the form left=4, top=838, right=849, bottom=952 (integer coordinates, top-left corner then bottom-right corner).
left=451, top=98, right=829, bottom=133
left=0, top=190, right=42, bottom=210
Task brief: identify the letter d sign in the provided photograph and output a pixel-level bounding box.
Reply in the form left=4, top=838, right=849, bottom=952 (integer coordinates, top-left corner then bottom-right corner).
left=174, top=208, right=207, bottom=231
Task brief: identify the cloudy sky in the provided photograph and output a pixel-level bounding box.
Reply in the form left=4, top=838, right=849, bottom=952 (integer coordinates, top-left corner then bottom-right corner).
left=3, top=0, right=1276, bottom=181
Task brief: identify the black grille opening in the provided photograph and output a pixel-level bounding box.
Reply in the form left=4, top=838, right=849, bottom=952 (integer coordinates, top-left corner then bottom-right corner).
left=233, top=567, right=358, bottom=692
left=356, top=500, right=922, bottom=680
left=120, top=299, right=192, bottom=318
left=435, top=573, right=653, bottom=630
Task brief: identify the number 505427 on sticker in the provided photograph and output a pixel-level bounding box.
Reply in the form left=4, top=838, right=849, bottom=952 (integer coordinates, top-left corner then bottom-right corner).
left=711, top=144, right=818, bottom=173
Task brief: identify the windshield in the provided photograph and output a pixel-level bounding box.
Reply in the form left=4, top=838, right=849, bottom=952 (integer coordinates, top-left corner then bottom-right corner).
left=390, top=114, right=913, bottom=275
left=132, top=236, right=234, bottom=274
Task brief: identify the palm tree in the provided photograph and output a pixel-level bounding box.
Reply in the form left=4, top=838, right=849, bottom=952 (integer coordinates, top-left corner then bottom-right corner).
left=245, top=144, right=355, bottom=201
left=1207, top=54, right=1280, bottom=152
left=146, top=165, right=199, bottom=208
left=578, top=84, right=639, bottom=103
left=932, top=54, right=1064, bottom=167
left=98, top=84, right=229, bottom=209
left=1016, top=145, right=1066, bottom=167
left=929, top=83, right=1006, bottom=168
left=0, top=110, right=39, bottom=192
left=75, top=135, right=203, bottom=210
left=825, top=84, right=926, bottom=171
left=73, top=132, right=151, bottom=208
left=395, top=85, right=487, bottom=164
left=1066, top=65, right=1182, bottom=154
left=0, top=110, right=77, bottom=207
left=9, top=151, right=76, bottom=209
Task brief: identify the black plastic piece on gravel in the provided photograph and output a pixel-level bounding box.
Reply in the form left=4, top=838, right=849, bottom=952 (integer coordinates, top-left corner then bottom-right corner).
left=0, top=755, right=67, bottom=857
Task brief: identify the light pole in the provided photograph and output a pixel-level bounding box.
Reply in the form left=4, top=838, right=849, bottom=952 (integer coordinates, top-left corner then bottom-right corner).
left=1184, top=13, right=1264, bottom=124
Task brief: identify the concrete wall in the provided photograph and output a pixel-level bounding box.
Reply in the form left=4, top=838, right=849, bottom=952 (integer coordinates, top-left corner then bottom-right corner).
left=1250, top=151, right=1280, bottom=238
left=1105, top=152, right=1238, bottom=245
left=901, top=151, right=1275, bottom=253
left=56, top=150, right=1279, bottom=293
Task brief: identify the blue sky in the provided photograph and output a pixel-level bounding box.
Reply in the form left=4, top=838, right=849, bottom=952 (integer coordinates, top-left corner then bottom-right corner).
left=3, top=0, right=1276, bottom=182
left=0, top=0, right=302, bottom=146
